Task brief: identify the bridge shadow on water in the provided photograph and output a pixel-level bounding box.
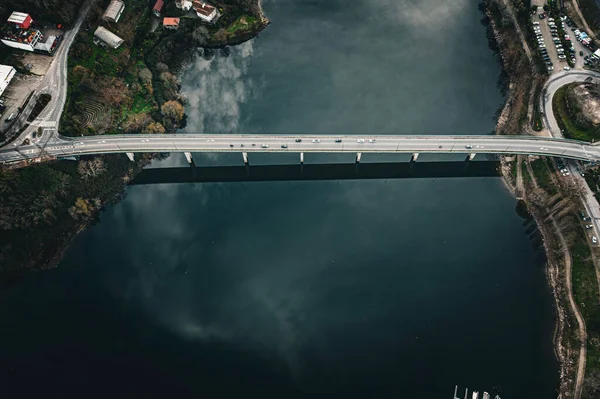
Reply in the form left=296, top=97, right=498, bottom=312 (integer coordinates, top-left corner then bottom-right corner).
left=129, top=161, right=501, bottom=185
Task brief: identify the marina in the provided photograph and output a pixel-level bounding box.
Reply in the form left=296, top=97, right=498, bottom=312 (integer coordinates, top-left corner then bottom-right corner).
left=454, top=385, right=499, bottom=399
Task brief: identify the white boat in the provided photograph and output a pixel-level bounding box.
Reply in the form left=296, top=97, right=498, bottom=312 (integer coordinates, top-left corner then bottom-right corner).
left=472, top=392, right=479, bottom=399
left=483, top=393, right=490, bottom=399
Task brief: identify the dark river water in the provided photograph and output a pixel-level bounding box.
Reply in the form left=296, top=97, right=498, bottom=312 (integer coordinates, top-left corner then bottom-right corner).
left=0, top=0, right=558, bottom=397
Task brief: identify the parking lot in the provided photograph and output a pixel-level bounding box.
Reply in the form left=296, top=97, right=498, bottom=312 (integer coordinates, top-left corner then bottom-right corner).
left=531, top=6, right=594, bottom=74
left=0, top=73, right=42, bottom=136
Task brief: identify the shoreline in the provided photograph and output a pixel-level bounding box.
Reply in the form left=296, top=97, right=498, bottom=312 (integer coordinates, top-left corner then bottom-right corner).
left=0, top=1, right=270, bottom=284
left=484, top=1, right=580, bottom=395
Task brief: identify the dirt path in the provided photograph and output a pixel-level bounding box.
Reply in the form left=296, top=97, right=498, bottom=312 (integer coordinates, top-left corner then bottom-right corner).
left=516, top=155, right=525, bottom=198
left=526, top=160, right=587, bottom=399
left=555, top=216, right=587, bottom=399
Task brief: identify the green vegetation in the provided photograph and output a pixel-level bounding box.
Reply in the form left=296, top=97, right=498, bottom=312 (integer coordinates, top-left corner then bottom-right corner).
left=484, top=0, right=539, bottom=135
left=511, top=0, right=550, bottom=75
left=226, top=14, right=258, bottom=34
left=525, top=154, right=600, bottom=395
left=60, top=0, right=173, bottom=136
left=521, top=158, right=531, bottom=184
left=0, top=154, right=155, bottom=284
left=530, top=158, right=556, bottom=193
left=571, top=228, right=600, bottom=398
left=27, top=94, right=52, bottom=123
left=0, top=0, right=268, bottom=282
left=572, top=0, right=600, bottom=35
left=532, top=84, right=543, bottom=131
left=553, top=85, right=600, bottom=142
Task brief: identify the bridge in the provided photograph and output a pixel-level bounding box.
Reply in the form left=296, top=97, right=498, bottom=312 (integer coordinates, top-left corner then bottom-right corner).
left=1, top=134, right=599, bottom=165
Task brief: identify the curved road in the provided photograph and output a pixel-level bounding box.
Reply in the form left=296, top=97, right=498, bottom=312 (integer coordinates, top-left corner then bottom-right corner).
left=6, top=0, right=96, bottom=146
left=542, top=69, right=600, bottom=399
left=542, top=70, right=600, bottom=138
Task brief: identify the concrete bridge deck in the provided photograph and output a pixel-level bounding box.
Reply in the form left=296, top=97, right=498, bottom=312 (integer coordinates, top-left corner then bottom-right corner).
left=1, top=134, right=599, bottom=164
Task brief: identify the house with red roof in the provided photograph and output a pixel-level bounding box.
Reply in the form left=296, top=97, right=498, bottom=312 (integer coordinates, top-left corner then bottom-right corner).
left=153, top=0, right=165, bottom=17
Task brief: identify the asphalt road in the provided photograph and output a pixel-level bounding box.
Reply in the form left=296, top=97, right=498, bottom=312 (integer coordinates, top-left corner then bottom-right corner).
left=1, top=134, right=600, bottom=164
left=542, top=69, right=600, bottom=241
left=7, top=0, right=95, bottom=147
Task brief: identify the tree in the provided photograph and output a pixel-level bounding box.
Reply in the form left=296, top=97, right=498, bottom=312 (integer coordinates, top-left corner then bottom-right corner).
left=193, top=26, right=210, bottom=45
left=143, top=122, right=166, bottom=134
left=161, top=100, right=185, bottom=122
left=139, top=67, right=153, bottom=95
left=156, top=62, right=169, bottom=73
left=160, top=72, right=178, bottom=86
left=68, top=198, right=101, bottom=220
left=139, top=68, right=153, bottom=84
left=77, top=158, right=106, bottom=179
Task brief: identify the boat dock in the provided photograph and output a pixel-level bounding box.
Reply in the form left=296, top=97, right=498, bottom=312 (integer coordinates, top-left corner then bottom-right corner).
left=453, top=385, right=500, bottom=399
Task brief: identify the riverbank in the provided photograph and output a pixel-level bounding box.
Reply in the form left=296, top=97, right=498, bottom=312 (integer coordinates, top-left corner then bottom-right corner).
left=0, top=0, right=268, bottom=283
left=485, top=0, right=598, bottom=396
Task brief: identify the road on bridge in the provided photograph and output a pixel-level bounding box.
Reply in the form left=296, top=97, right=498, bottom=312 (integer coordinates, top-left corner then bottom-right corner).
left=1, top=134, right=600, bottom=164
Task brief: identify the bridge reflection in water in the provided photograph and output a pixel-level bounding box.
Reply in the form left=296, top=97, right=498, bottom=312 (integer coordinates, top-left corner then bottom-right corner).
left=129, top=161, right=501, bottom=186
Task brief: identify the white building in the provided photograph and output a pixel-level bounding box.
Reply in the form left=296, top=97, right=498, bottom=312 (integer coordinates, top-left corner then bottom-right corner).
left=93, top=27, right=124, bottom=49
left=0, top=65, right=16, bottom=97
left=103, top=0, right=125, bottom=23
left=175, top=0, right=193, bottom=10
left=34, top=35, right=57, bottom=53
left=192, top=1, right=217, bottom=22
left=1, top=29, right=43, bottom=52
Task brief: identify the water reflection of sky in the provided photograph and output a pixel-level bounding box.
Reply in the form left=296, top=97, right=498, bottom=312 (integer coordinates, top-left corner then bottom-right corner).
left=65, top=0, right=558, bottom=396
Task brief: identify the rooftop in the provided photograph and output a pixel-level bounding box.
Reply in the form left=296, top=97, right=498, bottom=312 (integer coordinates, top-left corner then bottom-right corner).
left=93, top=26, right=124, bottom=48
left=103, top=0, right=125, bottom=20
left=7, top=12, right=30, bottom=25
left=193, top=1, right=216, bottom=16
left=154, top=0, right=165, bottom=11
left=163, top=18, right=180, bottom=26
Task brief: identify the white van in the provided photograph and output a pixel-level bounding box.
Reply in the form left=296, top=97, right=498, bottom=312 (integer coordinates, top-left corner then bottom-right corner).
left=5, top=113, right=15, bottom=122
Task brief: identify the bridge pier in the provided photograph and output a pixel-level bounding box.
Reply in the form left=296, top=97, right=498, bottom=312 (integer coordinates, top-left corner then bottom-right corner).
left=466, top=153, right=476, bottom=161
left=411, top=152, right=419, bottom=162
left=300, top=152, right=304, bottom=164
left=184, top=152, right=193, bottom=165
left=126, top=152, right=135, bottom=162
left=242, top=152, right=249, bottom=165
left=356, top=152, right=362, bottom=163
